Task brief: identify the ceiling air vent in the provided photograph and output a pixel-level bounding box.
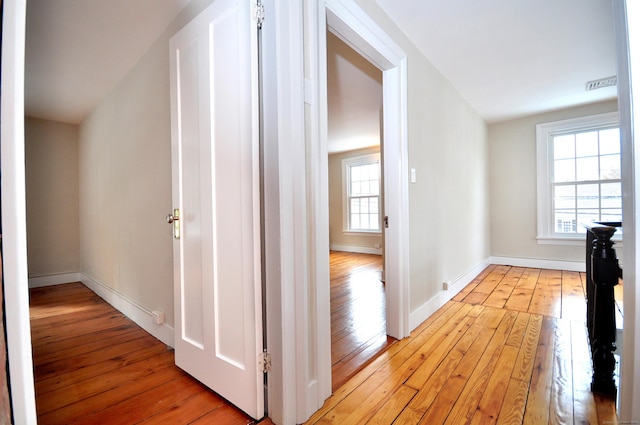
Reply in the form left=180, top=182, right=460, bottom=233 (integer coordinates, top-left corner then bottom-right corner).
left=585, top=76, right=617, bottom=91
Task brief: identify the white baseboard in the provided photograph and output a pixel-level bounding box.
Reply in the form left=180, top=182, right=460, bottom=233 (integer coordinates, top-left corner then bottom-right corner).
left=409, top=259, right=491, bottom=332
left=330, top=244, right=382, bottom=255
left=28, top=272, right=83, bottom=288
left=80, top=273, right=175, bottom=348
left=489, top=256, right=585, bottom=272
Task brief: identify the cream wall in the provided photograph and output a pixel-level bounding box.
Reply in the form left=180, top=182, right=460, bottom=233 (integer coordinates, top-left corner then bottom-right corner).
left=489, top=100, right=619, bottom=264
left=25, top=117, right=80, bottom=277
left=77, top=0, right=216, bottom=328
left=353, top=1, right=491, bottom=313
left=328, top=147, right=383, bottom=252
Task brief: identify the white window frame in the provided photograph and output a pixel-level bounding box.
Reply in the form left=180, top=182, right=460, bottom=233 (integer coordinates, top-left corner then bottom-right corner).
left=536, top=111, right=621, bottom=245
left=342, top=153, right=382, bottom=235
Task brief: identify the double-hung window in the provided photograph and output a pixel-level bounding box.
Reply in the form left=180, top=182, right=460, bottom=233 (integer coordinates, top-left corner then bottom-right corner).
left=343, top=153, right=381, bottom=233
left=536, top=112, right=621, bottom=243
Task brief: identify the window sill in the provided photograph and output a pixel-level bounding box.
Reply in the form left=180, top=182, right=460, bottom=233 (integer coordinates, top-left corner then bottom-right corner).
left=342, top=230, right=382, bottom=236
left=537, top=236, right=623, bottom=247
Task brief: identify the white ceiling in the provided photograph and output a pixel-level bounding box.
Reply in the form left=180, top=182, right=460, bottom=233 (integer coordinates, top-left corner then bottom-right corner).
left=25, top=0, right=189, bottom=124
left=24, top=0, right=618, bottom=127
left=374, top=0, right=618, bottom=123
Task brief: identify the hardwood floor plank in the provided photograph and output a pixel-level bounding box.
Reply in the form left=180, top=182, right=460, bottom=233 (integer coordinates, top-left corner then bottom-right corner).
left=561, top=270, right=587, bottom=321
left=522, top=316, right=556, bottom=425
left=329, top=252, right=391, bottom=392
left=549, top=319, right=574, bottom=425
left=505, top=311, right=531, bottom=348
left=504, top=288, right=534, bottom=313
left=30, top=283, right=255, bottom=425
left=452, top=265, right=497, bottom=302
left=402, top=315, right=475, bottom=391
left=473, top=266, right=510, bottom=294
left=442, top=310, right=518, bottom=425
left=515, top=268, right=541, bottom=290
left=469, top=345, right=519, bottom=425
left=511, top=313, right=543, bottom=383
left=72, top=375, right=219, bottom=425
left=495, top=378, right=529, bottom=425
left=483, top=267, right=524, bottom=309
left=528, top=270, right=562, bottom=318
left=313, top=306, right=476, bottom=424
left=416, top=325, right=499, bottom=424
left=399, top=322, right=482, bottom=419
left=570, top=319, right=599, bottom=424
left=365, top=385, right=417, bottom=425
left=306, top=265, right=619, bottom=425
left=35, top=339, right=171, bottom=395
left=303, top=303, right=467, bottom=424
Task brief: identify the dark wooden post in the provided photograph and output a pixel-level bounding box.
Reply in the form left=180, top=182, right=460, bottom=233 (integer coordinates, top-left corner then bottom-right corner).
left=589, top=225, right=619, bottom=398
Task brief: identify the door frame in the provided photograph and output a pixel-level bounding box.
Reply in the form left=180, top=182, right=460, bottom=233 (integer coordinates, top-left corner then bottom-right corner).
left=0, top=0, right=38, bottom=423
left=297, top=0, right=409, bottom=420
left=615, top=0, right=640, bottom=421
left=309, top=0, right=410, bottom=340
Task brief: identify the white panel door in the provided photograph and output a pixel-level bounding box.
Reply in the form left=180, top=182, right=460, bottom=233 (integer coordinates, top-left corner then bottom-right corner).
left=169, top=0, right=263, bottom=419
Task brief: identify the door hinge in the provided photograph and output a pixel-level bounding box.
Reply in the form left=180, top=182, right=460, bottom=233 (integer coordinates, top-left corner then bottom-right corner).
left=259, top=351, right=271, bottom=373
left=254, top=1, right=265, bottom=28
left=384, top=216, right=389, bottom=228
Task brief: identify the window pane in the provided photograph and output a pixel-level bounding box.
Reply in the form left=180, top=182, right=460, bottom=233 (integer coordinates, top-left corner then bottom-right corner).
left=601, top=182, right=622, bottom=208
left=554, top=159, right=575, bottom=182
left=351, top=214, right=360, bottom=229
left=576, top=131, right=598, bottom=157
left=577, top=184, right=599, bottom=208
left=600, top=128, right=620, bottom=154
left=371, top=213, right=379, bottom=229
left=554, top=134, right=575, bottom=159
left=351, top=198, right=360, bottom=213
left=577, top=210, right=600, bottom=226
left=555, top=211, right=576, bottom=233
left=370, top=179, right=380, bottom=196
left=600, top=154, right=621, bottom=180
left=554, top=185, right=575, bottom=209
left=601, top=210, right=622, bottom=222
left=352, top=182, right=362, bottom=196
left=351, top=165, right=361, bottom=182
left=370, top=197, right=378, bottom=213
left=576, top=157, right=599, bottom=181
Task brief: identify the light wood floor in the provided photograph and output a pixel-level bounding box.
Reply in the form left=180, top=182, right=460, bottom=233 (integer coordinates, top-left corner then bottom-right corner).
left=330, top=251, right=394, bottom=391
left=31, top=264, right=619, bottom=424
left=306, top=264, right=619, bottom=425
left=30, top=282, right=272, bottom=425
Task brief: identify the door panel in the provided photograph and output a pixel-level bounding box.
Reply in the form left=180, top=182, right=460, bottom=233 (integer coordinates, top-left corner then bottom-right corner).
left=169, top=0, right=263, bottom=419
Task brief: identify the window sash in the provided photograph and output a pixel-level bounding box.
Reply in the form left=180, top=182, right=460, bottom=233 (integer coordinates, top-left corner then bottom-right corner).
left=536, top=112, right=621, bottom=242
left=343, top=154, right=381, bottom=233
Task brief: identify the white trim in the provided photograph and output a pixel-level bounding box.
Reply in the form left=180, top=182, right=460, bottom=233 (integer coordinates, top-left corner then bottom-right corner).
left=80, top=274, right=175, bottom=348
left=409, top=260, right=491, bottom=331
left=614, top=0, right=640, bottom=421
left=536, top=111, right=621, bottom=241
left=537, top=235, right=623, bottom=247
left=489, top=256, right=585, bottom=272
left=298, top=0, right=409, bottom=421
left=28, top=272, right=83, bottom=288
left=324, top=0, right=410, bottom=341
left=330, top=244, right=383, bottom=255
left=1, top=0, right=38, bottom=423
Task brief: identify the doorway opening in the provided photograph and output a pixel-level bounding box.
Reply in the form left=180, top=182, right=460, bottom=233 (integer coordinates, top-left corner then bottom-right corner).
left=325, top=29, right=394, bottom=390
